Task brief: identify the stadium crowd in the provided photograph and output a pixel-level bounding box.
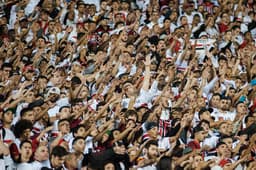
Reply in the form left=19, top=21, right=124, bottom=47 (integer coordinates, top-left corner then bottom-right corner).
left=0, top=0, right=256, bottom=169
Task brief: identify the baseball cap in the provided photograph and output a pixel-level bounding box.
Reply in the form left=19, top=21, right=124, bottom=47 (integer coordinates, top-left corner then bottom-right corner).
left=47, top=87, right=60, bottom=96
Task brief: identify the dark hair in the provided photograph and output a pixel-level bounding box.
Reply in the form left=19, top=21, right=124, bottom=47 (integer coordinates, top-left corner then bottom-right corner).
left=145, top=140, right=158, bottom=149
left=58, top=118, right=70, bottom=126
left=20, top=140, right=32, bottom=149
left=245, top=115, right=254, bottom=124
left=20, top=107, right=34, bottom=118
left=17, top=140, right=33, bottom=163
left=198, top=120, right=210, bottom=127
left=72, top=136, right=85, bottom=146
left=125, top=110, right=138, bottom=120
left=51, top=146, right=68, bottom=158
left=219, top=135, right=233, bottom=142
left=216, top=141, right=227, bottom=148
left=73, top=124, right=86, bottom=136
left=59, top=106, right=70, bottom=112
left=14, top=119, right=33, bottom=138
left=1, top=62, right=12, bottom=70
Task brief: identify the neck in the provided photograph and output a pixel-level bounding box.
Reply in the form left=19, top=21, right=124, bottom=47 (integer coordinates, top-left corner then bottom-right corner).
left=21, top=155, right=30, bottom=163
left=3, top=122, right=11, bottom=129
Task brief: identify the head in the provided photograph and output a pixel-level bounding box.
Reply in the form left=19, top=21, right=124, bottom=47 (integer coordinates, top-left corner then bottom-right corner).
left=73, top=124, right=86, bottom=138
left=14, top=119, right=33, bottom=140
left=104, top=162, right=115, bottom=170
left=235, top=102, right=247, bottom=115
left=19, top=140, right=33, bottom=163
left=144, top=140, right=158, bottom=159
left=2, top=109, right=14, bottom=125
left=72, top=137, right=85, bottom=154
left=193, top=126, right=207, bottom=142
left=58, top=119, right=70, bottom=135
left=1, top=62, right=12, bottom=78
left=216, top=142, right=230, bottom=158
left=218, top=122, right=231, bottom=136
left=198, top=108, right=212, bottom=121
left=65, top=153, right=78, bottom=169
left=50, top=146, right=68, bottom=168
left=145, top=122, right=158, bottom=139
left=58, top=106, right=71, bottom=119
left=219, top=97, right=230, bottom=111
left=220, top=136, right=233, bottom=150
left=210, top=93, right=221, bottom=108
left=34, top=145, right=49, bottom=162
left=20, top=107, right=35, bottom=124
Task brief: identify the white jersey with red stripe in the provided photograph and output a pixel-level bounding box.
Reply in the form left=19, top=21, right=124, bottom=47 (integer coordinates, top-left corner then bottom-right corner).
left=1, top=128, right=15, bottom=146
left=0, top=128, right=16, bottom=170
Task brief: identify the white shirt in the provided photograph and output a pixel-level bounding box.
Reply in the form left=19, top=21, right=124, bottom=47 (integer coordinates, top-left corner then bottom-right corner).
left=211, top=109, right=236, bottom=121
left=24, top=0, right=40, bottom=16
left=32, top=160, right=51, bottom=170
left=16, top=162, right=34, bottom=170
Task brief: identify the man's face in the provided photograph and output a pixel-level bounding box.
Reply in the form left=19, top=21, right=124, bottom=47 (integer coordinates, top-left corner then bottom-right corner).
left=24, top=70, right=34, bottom=80
left=22, top=111, right=35, bottom=123
left=37, top=38, right=46, bottom=48
left=104, top=163, right=115, bottom=170
left=148, top=127, right=158, bottom=139
left=66, top=154, right=78, bottom=169
left=75, top=127, right=86, bottom=137
left=246, top=117, right=255, bottom=127
left=210, top=95, right=220, bottom=108
left=3, top=111, right=13, bottom=124
left=21, top=129, right=31, bottom=140
left=147, top=144, right=158, bottom=159
left=195, top=130, right=207, bottom=142
left=52, top=155, right=65, bottom=168
left=121, top=31, right=128, bottom=42
left=35, top=145, right=49, bottom=161
left=59, top=107, right=71, bottom=119
left=222, top=138, right=233, bottom=150
left=219, top=123, right=230, bottom=136
left=151, top=11, right=159, bottom=22
left=236, top=103, right=247, bottom=114
left=200, top=111, right=211, bottom=121
left=58, top=121, right=70, bottom=135
left=216, top=144, right=229, bottom=157
left=33, top=106, right=42, bottom=114
left=20, top=142, right=32, bottom=159
left=220, top=99, right=229, bottom=111
left=73, top=139, right=85, bottom=153
left=2, top=67, right=12, bottom=78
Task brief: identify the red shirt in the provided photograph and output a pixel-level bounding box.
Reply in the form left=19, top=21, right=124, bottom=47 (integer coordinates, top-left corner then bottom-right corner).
left=187, top=140, right=201, bottom=150
left=218, top=23, right=229, bottom=33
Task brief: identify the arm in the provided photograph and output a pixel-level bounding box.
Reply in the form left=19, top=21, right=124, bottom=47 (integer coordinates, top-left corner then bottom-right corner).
left=0, top=139, right=10, bottom=156
left=141, top=54, right=151, bottom=91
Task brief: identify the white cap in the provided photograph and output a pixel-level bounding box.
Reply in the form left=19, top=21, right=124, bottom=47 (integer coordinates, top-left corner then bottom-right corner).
left=47, top=87, right=60, bottom=96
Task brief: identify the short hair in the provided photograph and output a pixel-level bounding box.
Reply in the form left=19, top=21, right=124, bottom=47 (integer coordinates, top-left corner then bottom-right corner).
left=1, top=62, right=12, bottom=70
left=72, top=124, right=86, bottom=136
left=219, top=135, right=233, bottom=142
left=20, top=107, right=33, bottom=118
left=14, top=119, right=33, bottom=138
left=216, top=141, right=227, bottom=148
left=51, top=146, right=68, bottom=157
left=20, top=140, right=32, bottom=149
left=125, top=110, right=138, bottom=119
left=145, top=140, right=158, bottom=149
left=58, top=118, right=70, bottom=126
left=198, top=119, right=210, bottom=127
left=245, top=115, right=254, bottom=124
left=59, top=106, right=70, bottom=112
left=72, top=136, right=85, bottom=146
